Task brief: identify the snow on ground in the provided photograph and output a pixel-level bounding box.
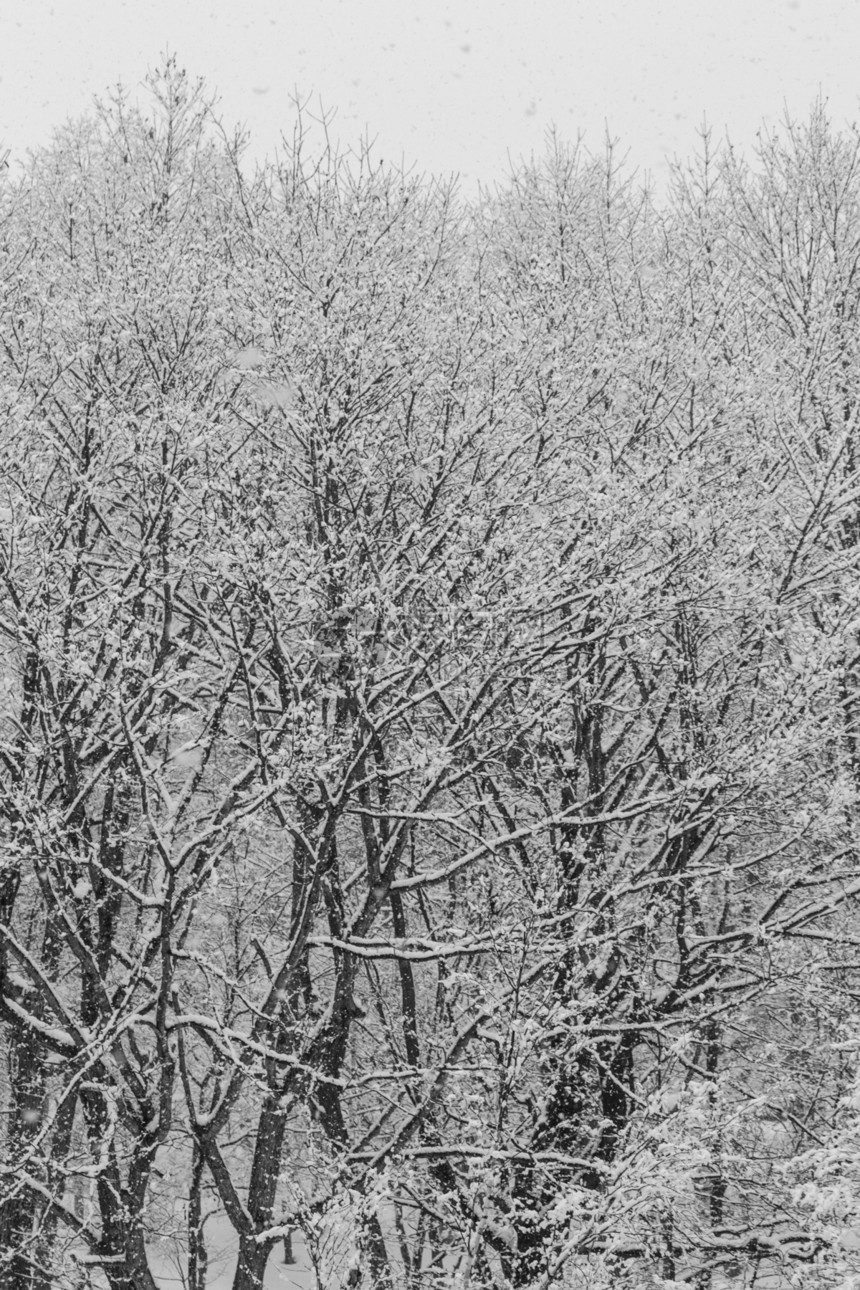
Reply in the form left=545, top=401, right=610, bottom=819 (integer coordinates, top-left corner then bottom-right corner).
left=148, top=1215, right=318, bottom=1289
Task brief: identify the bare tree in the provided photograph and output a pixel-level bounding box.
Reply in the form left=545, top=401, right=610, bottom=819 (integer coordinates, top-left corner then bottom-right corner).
left=3, top=70, right=860, bottom=1290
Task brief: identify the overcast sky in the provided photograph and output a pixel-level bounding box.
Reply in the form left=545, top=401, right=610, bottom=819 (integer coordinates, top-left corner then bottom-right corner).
left=1, top=0, right=859, bottom=196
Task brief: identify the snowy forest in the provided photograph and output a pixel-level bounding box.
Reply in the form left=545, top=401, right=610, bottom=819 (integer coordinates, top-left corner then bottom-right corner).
left=4, top=59, right=860, bottom=1290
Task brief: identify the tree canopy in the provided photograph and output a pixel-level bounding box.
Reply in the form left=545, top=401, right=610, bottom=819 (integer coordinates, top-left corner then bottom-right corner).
left=2, top=60, right=860, bottom=1290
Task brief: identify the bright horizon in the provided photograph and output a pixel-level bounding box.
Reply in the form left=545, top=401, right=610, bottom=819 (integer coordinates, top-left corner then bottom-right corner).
left=1, top=0, right=859, bottom=197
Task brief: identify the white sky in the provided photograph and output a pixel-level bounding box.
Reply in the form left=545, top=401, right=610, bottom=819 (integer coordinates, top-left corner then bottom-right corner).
left=1, top=0, right=859, bottom=196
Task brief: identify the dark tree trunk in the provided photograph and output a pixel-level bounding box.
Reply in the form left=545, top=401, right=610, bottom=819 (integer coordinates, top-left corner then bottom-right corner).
left=0, top=1009, right=51, bottom=1289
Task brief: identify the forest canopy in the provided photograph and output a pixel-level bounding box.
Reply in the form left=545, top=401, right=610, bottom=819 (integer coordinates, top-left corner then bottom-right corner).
left=3, top=59, right=860, bottom=1290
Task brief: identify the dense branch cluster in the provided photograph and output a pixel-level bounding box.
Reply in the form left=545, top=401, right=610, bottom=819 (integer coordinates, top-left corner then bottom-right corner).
left=2, top=61, right=860, bottom=1290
